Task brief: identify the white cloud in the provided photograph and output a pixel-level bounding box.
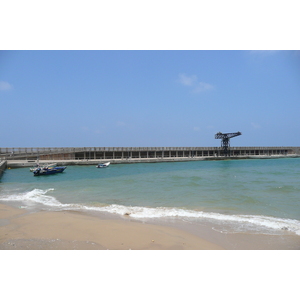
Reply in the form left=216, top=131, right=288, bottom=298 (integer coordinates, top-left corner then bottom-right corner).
left=178, top=73, right=213, bottom=93
left=178, top=73, right=197, bottom=86
left=0, top=81, right=13, bottom=91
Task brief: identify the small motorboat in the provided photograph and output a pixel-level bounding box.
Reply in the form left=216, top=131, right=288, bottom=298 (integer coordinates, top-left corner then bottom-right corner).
left=96, top=162, right=110, bottom=168
left=33, top=166, right=67, bottom=176
left=30, top=163, right=57, bottom=172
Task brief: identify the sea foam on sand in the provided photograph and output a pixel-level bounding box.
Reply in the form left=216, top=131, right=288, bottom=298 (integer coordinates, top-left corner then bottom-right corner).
left=1, top=188, right=300, bottom=236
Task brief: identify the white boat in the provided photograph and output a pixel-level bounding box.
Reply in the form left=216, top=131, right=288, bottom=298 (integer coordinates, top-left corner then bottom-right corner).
left=96, top=162, right=110, bottom=168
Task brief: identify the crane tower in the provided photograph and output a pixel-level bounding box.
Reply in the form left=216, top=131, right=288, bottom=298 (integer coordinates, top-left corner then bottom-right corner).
left=215, top=131, right=242, bottom=157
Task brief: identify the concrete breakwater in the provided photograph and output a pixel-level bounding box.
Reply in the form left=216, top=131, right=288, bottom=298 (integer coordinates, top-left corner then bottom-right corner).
left=1, top=146, right=299, bottom=161
left=5, top=154, right=300, bottom=168
left=1, top=147, right=300, bottom=168
left=0, top=160, right=7, bottom=178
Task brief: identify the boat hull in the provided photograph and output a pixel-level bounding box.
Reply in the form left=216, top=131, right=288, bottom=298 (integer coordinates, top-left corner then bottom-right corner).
left=33, top=166, right=66, bottom=176
left=96, top=162, right=110, bottom=168
left=30, top=163, right=57, bottom=172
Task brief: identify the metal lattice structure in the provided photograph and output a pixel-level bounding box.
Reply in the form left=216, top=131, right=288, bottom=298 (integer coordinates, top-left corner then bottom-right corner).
left=215, top=131, right=242, bottom=156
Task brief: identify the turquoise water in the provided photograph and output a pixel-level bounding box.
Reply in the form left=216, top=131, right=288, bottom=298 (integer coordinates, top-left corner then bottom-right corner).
left=1, top=158, right=300, bottom=235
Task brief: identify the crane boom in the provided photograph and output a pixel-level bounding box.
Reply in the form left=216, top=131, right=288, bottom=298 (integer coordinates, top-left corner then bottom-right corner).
left=215, top=131, right=242, bottom=156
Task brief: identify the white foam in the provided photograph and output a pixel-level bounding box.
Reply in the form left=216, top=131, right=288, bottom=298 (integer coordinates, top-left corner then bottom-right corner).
left=1, top=190, right=300, bottom=235
left=81, top=204, right=300, bottom=235
left=0, top=188, right=65, bottom=207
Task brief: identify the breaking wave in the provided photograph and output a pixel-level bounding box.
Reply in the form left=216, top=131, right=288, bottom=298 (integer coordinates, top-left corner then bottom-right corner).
left=0, top=188, right=65, bottom=207
left=83, top=204, right=300, bottom=236
left=1, top=188, right=300, bottom=236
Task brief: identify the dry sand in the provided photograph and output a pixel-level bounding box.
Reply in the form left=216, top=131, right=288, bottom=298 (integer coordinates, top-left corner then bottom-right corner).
left=0, top=204, right=223, bottom=250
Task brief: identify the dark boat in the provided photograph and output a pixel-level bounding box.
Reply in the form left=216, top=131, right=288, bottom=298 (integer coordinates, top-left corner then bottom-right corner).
left=33, top=166, right=67, bottom=176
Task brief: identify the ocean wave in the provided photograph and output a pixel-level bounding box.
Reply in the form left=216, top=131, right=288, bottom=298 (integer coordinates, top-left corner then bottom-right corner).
left=82, top=204, right=300, bottom=236
left=1, top=189, right=300, bottom=236
left=0, top=188, right=65, bottom=207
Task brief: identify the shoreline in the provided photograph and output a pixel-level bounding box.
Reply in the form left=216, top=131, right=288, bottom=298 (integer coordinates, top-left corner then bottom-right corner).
left=1, top=203, right=299, bottom=250
left=0, top=203, right=223, bottom=250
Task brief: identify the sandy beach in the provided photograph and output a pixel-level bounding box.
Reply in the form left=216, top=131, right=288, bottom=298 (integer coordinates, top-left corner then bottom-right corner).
left=1, top=203, right=299, bottom=250
left=0, top=203, right=223, bottom=250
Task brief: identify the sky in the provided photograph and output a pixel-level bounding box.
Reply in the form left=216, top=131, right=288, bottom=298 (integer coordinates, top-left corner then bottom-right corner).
left=1, top=50, right=300, bottom=148
left=1, top=1, right=300, bottom=148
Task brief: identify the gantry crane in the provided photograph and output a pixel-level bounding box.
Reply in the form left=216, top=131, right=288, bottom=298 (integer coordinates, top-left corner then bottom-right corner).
left=215, top=131, right=242, bottom=156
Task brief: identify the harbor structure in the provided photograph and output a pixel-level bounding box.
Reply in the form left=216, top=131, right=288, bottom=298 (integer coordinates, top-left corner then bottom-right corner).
left=215, top=131, right=242, bottom=156
left=1, top=146, right=299, bottom=162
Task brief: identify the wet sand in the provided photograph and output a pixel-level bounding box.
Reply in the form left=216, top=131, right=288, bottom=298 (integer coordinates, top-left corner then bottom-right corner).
left=1, top=203, right=299, bottom=250
left=0, top=204, right=223, bottom=250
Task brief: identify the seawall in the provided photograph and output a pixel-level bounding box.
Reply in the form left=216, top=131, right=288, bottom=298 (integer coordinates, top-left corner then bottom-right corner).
left=1, top=146, right=299, bottom=161
left=0, top=160, right=7, bottom=178
left=1, top=146, right=300, bottom=169
left=6, top=154, right=300, bottom=168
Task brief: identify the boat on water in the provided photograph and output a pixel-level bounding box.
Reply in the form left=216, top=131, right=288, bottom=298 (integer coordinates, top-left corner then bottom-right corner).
left=96, top=162, right=110, bottom=168
left=33, top=166, right=67, bottom=176
left=30, top=163, right=57, bottom=172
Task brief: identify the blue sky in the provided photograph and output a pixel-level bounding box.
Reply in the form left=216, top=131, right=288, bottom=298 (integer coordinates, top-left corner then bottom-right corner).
left=1, top=50, right=300, bottom=147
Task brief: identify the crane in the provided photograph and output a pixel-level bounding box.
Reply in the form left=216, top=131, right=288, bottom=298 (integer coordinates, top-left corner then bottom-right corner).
left=215, top=131, right=242, bottom=157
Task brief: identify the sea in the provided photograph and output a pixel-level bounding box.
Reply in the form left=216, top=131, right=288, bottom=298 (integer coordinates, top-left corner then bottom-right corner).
left=1, top=157, right=300, bottom=236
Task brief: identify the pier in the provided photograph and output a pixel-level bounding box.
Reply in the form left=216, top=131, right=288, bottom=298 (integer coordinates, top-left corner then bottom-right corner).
left=0, top=160, right=7, bottom=177
left=1, top=147, right=299, bottom=169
